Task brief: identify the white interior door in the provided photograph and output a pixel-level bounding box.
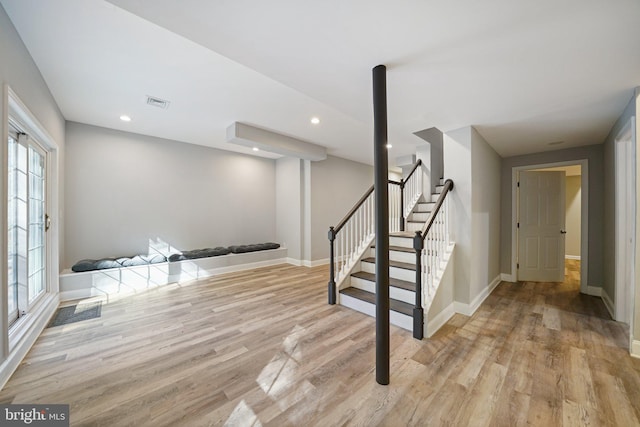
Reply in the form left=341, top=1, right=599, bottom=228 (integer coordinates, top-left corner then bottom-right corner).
left=518, top=171, right=566, bottom=282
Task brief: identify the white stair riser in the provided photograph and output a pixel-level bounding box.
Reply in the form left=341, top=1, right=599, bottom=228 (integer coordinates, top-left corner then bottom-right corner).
left=350, top=277, right=415, bottom=304
left=390, top=236, right=413, bottom=248
left=371, top=248, right=415, bottom=264
left=415, top=202, right=435, bottom=212
left=361, top=261, right=415, bottom=282
left=410, top=212, right=430, bottom=222
left=431, top=193, right=440, bottom=202
left=406, top=222, right=423, bottom=232
left=339, top=294, right=414, bottom=331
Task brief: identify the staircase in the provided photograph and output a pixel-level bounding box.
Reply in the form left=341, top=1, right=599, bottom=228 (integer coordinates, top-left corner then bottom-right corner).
left=337, top=181, right=448, bottom=334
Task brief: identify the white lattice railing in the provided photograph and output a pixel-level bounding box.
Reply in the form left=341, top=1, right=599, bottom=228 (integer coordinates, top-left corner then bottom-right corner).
left=327, top=161, right=424, bottom=303
left=403, top=160, right=423, bottom=219
left=330, top=186, right=375, bottom=288
left=421, top=189, right=451, bottom=310
left=388, top=183, right=402, bottom=234
left=412, top=178, right=454, bottom=339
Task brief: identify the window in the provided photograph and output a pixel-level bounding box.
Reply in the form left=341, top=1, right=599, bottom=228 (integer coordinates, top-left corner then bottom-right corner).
left=6, top=122, right=49, bottom=327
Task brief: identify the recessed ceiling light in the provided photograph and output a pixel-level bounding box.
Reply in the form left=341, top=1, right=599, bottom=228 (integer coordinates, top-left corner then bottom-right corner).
left=386, top=143, right=393, bottom=148
left=120, top=115, right=131, bottom=122
left=310, top=117, right=320, bottom=125
left=252, top=147, right=260, bottom=152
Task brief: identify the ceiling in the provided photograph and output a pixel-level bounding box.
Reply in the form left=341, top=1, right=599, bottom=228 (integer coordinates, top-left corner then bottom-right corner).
left=2, top=0, right=639, bottom=165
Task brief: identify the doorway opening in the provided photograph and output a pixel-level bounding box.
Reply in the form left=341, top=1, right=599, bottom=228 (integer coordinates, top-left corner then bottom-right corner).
left=511, top=159, right=589, bottom=294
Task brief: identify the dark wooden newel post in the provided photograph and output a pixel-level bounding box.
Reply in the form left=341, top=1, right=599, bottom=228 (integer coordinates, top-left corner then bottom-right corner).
left=373, top=64, right=390, bottom=385
left=327, top=227, right=336, bottom=304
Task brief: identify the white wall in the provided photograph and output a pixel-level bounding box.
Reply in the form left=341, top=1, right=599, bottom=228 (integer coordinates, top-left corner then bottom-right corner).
left=0, top=2, right=66, bottom=387
left=470, top=127, right=502, bottom=301
left=444, top=128, right=472, bottom=303
left=64, top=122, right=276, bottom=268
left=444, top=126, right=501, bottom=305
left=276, top=157, right=303, bottom=260
left=309, top=155, right=373, bottom=262
left=565, top=175, right=581, bottom=258
left=415, top=144, right=432, bottom=199
left=635, top=87, right=640, bottom=349
left=0, top=4, right=66, bottom=267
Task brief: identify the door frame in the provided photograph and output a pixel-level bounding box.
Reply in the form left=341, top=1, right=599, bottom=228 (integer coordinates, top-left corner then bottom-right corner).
left=614, top=117, right=636, bottom=327
left=511, top=159, right=589, bottom=294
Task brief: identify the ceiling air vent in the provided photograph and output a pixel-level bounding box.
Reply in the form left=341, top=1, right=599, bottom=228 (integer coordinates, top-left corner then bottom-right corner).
left=146, top=95, right=170, bottom=109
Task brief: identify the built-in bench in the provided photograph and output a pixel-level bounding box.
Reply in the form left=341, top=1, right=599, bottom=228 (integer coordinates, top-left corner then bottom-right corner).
left=60, top=243, right=286, bottom=301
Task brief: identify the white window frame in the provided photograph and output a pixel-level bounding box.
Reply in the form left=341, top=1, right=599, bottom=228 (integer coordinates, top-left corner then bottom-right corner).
left=1, top=85, right=60, bottom=364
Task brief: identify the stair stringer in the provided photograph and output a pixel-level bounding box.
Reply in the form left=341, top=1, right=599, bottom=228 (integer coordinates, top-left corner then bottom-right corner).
left=423, top=242, right=456, bottom=338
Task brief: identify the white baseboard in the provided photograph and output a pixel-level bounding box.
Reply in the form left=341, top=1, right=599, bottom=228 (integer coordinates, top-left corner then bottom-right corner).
left=0, top=293, right=59, bottom=389
left=287, top=258, right=330, bottom=267
left=586, top=286, right=602, bottom=297
left=565, top=255, right=581, bottom=260
left=426, top=302, right=455, bottom=338
left=302, top=258, right=329, bottom=268
left=454, top=275, right=501, bottom=317
left=601, top=288, right=615, bottom=319
left=500, top=273, right=516, bottom=283
left=631, top=340, right=640, bottom=359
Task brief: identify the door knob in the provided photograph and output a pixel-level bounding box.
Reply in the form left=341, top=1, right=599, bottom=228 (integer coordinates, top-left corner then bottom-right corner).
left=560, top=230, right=567, bottom=234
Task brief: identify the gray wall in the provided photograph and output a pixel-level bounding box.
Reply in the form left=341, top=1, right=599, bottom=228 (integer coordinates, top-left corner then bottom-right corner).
left=0, top=4, right=66, bottom=268
left=309, top=155, right=373, bottom=261
left=500, top=145, right=604, bottom=287
left=603, top=95, right=636, bottom=309
left=565, top=175, right=581, bottom=258
left=276, top=157, right=303, bottom=260
left=64, top=122, right=276, bottom=268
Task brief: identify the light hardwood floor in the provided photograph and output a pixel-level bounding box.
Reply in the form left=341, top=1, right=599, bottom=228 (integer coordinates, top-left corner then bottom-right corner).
left=1, top=260, right=639, bottom=426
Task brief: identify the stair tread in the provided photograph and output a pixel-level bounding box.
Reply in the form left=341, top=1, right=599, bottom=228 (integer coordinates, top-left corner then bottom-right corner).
left=361, top=257, right=415, bottom=270
left=390, top=231, right=415, bottom=238
left=371, top=244, right=414, bottom=253
left=340, top=287, right=413, bottom=316
left=351, top=271, right=416, bottom=292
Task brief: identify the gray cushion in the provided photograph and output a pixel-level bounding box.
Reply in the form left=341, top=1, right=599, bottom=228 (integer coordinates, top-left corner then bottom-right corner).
left=229, top=242, right=280, bottom=254
left=168, top=247, right=231, bottom=262
left=72, top=254, right=167, bottom=272
left=119, top=254, right=167, bottom=267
